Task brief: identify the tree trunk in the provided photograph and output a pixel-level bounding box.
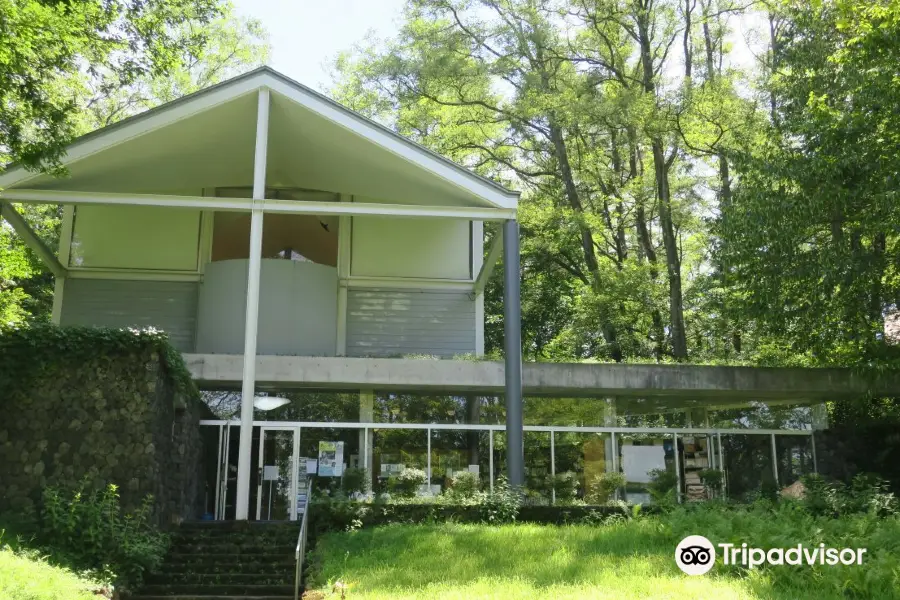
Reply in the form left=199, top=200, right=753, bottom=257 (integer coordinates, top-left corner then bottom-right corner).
left=638, top=10, right=689, bottom=360
left=547, top=118, right=623, bottom=362
left=651, top=141, right=689, bottom=359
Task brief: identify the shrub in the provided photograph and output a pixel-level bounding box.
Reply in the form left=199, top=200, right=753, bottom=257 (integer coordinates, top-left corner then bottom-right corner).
left=586, top=472, right=625, bottom=504
left=546, top=472, right=579, bottom=502
left=341, top=468, right=370, bottom=495
left=698, top=469, right=724, bottom=497
left=448, top=471, right=480, bottom=499
left=389, top=468, right=427, bottom=498
left=479, top=477, right=521, bottom=524
left=40, top=480, right=168, bottom=588
left=802, top=473, right=898, bottom=518
left=647, top=468, right=678, bottom=506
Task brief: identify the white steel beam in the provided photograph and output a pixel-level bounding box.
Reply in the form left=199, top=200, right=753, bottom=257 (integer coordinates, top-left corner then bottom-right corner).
left=235, top=88, right=270, bottom=520
left=0, top=201, right=67, bottom=278
left=0, top=189, right=516, bottom=221
left=473, top=226, right=503, bottom=295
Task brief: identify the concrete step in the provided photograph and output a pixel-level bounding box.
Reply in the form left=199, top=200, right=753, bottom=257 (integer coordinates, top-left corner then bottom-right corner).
left=158, top=561, right=294, bottom=574
left=168, top=544, right=296, bottom=555
left=137, top=584, right=294, bottom=596
left=146, top=573, right=293, bottom=586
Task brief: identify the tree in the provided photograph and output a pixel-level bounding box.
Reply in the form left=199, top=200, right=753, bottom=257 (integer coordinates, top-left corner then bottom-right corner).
left=74, top=2, right=270, bottom=133
left=333, top=0, right=754, bottom=362
left=0, top=1, right=270, bottom=325
left=720, top=0, right=900, bottom=366
left=0, top=0, right=226, bottom=172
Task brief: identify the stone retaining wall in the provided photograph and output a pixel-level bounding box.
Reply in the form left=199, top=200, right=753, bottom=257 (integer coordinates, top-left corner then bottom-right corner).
left=0, top=346, right=210, bottom=526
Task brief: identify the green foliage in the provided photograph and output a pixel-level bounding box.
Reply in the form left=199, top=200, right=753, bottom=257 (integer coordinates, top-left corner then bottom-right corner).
left=388, top=468, right=427, bottom=498
left=698, top=468, right=724, bottom=495
left=341, top=468, right=370, bottom=495
left=718, top=0, right=900, bottom=368
left=0, top=324, right=199, bottom=402
left=39, top=480, right=168, bottom=588
left=665, top=502, right=900, bottom=598
left=479, top=477, right=522, bottom=525
left=309, top=506, right=900, bottom=599
left=0, top=543, right=102, bottom=600
left=586, top=471, right=626, bottom=504
left=447, top=471, right=480, bottom=499
left=546, top=471, right=579, bottom=502
left=647, top=468, right=678, bottom=506
left=0, top=0, right=224, bottom=172
left=0, top=2, right=269, bottom=327
left=801, top=473, right=898, bottom=518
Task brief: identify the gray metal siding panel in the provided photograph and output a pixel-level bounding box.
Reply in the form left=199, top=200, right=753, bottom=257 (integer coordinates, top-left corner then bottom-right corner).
left=347, top=289, right=475, bottom=357
left=60, top=279, right=198, bottom=352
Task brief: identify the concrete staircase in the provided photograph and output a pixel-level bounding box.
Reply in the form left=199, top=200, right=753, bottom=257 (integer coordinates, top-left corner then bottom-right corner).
left=129, top=521, right=302, bottom=600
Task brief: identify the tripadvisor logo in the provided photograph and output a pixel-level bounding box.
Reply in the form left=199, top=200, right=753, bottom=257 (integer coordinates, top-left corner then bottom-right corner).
left=675, top=535, right=868, bottom=576
left=675, top=535, right=716, bottom=576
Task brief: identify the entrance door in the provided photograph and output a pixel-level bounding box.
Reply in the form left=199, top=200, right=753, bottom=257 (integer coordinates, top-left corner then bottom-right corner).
left=214, top=423, right=241, bottom=521
left=256, top=427, right=300, bottom=521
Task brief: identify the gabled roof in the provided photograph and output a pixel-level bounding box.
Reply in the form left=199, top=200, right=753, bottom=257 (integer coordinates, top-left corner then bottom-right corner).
left=0, top=66, right=519, bottom=210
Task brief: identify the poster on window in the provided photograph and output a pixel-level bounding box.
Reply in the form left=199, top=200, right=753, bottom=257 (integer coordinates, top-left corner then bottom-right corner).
left=318, top=441, right=344, bottom=477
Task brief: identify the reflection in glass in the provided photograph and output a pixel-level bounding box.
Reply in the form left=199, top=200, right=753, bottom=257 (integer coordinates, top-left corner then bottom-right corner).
left=299, top=426, right=360, bottom=495
left=372, top=428, right=428, bottom=495
left=711, top=402, right=813, bottom=430
left=552, top=432, right=610, bottom=503
left=775, top=435, right=815, bottom=487
left=258, top=429, right=294, bottom=521
left=430, top=429, right=481, bottom=495
left=722, top=434, right=777, bottom=501
left=524, top=432, right=551, bottom=505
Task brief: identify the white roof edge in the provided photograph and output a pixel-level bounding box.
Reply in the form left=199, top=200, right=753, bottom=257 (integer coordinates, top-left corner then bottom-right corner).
left=0, top=67, right=519, bottom=211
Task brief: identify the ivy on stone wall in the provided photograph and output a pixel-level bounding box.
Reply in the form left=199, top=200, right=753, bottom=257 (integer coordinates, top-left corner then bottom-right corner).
left=0, top=324, right=198, bottom=402
left=0, top=325, right=207, bottom=523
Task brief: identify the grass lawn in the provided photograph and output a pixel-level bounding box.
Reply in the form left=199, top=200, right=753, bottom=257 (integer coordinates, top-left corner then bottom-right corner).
left=308, top=517, right=900, bottom=600
left=0, top=543, right=102, bottom=600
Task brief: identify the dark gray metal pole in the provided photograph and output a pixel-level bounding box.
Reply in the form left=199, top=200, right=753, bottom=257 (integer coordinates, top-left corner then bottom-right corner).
left=503, top=219, right=524, bottom=488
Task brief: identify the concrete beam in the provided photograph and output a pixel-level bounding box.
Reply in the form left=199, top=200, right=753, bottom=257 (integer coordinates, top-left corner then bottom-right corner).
left=183, top=354, right=900, bottom=400
left=0, top=201, right=67, bottom=278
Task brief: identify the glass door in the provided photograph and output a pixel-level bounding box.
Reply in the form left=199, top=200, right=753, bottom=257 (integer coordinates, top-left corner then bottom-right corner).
left=216, top=424, right=240, bottom=520
left=256, top=427, right=299, bottom=521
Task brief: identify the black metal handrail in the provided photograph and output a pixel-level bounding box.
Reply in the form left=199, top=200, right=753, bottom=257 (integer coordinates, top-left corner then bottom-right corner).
left=294, top=475, right=313, bottom=600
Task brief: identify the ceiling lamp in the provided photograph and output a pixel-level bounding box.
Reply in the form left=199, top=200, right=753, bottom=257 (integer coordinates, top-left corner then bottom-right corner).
left=253, top=396, right=291, bottom=411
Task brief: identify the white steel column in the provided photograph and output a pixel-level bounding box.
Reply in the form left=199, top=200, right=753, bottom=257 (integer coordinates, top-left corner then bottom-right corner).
left=550, top=430, right=556, bottom=505
left=770, top=433, right=779, bottom=488
left=291, top=427, right=301, bottom=521
left=51, top=204, right=74, bottom=324
left=426, top=427, right=432, bottom=492
left=674, top=433, right=682, bottom=504
left=488, top=430, right=494, bottom=492
left=235, top=87, right=270, bottom=520
left=336, top=194, right=352, bottom=356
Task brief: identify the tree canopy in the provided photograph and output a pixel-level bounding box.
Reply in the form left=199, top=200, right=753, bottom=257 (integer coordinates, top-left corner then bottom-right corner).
left=330, top=0, right=900, bottom=372
left=2, top=0, right=899, bottom=381
left=0, top=0, right=270, bottom=324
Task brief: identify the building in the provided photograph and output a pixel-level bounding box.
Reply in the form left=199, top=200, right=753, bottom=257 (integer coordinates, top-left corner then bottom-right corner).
left=1, top=67, right=886, bottom=521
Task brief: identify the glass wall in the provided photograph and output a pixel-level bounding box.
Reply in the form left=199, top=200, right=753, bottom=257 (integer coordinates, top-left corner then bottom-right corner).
left=775, top=435, right=815, bottom=487
left=429, top=428, right=484, bottom=495
left=553, top=432, right=610, bottom=503
left=372, top=428, right=429, bottom=494
left=523, top=432, right=552, bottom=504
left=710, top=402, right=814, bottom=430
left=619, top=433, right=675, bottom=504
left=198, top=388, right=818, bottom=513
left=721, top=433, right=777, bottom=501
left=299, top=425, right=362, bottom=495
